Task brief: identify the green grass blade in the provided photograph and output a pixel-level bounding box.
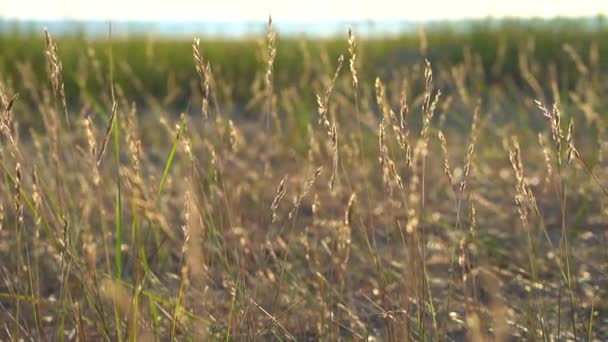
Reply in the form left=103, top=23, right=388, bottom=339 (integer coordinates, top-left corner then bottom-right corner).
left=149, top=298, right=160, bottom=341
left=157, top=114, right=186, bottom=200
left=112, top=102, right=123, bottom=280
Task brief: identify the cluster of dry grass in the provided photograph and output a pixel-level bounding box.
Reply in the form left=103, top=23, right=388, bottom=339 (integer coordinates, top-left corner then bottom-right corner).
left=1, top=20, right=608, bottom=341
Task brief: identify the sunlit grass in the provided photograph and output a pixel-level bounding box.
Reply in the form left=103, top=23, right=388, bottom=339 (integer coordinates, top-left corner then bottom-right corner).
left=0, top=17, right=607, bottom=341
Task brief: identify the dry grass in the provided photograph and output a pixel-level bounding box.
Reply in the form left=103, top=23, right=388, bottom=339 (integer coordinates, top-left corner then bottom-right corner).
left=0, top=23, right=607, bottom=342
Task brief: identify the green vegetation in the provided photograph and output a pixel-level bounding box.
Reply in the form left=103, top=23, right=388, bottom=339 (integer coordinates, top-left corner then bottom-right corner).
left=0, top=17, right=607, bottom=340
left=2, top=17, right=608, bottom=113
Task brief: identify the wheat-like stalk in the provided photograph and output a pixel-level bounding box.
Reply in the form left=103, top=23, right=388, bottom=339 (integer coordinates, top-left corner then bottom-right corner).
left=288, top=167, right=322, bottom=219
left=459, top=143, right=475, bottom=193
left=81, top=115, right=101, bottom=185
left=96, top=102, right=118, bottom=166
left=538, top=133, right=553, bottom=189
left=316, top=55, right=343, bottom=190
left=271, top=175, right=288, bottom=223
left=438, top=131, right=455, bottom=190
left=378, top=118, right=403, bottom=193
left=126, top=103, right=142, bottom=177
left=563, top=44, right=589, bottom=76
left=44, top=29, right=69, bottom=126
left=509, top=137, right=529, bottom=226
left=347, top=28, right=358, bottom=91
left=265, top=16, right=279, bottom=130
left=193, top=38, right=212, bottom=120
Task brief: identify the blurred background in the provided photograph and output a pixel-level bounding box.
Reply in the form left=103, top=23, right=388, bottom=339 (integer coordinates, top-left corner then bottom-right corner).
left=2, top=1, right=608, bottom=116
left=2, top=0, right=608, bottom=36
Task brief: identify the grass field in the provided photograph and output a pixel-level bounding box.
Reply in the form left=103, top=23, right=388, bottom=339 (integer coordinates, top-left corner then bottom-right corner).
left=1, top=17, right=608, bottom=340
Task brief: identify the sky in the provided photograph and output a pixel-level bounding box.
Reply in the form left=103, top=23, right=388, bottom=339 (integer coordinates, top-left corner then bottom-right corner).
left=2, top=0, right=608, bottom=22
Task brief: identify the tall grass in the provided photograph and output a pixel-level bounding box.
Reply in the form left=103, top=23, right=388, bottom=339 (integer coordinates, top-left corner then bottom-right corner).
left=0, top=17, right=607, bottom=341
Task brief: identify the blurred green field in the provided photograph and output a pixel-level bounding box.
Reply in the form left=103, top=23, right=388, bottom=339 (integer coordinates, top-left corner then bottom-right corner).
left=2, top=17, right=608, bottom=111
